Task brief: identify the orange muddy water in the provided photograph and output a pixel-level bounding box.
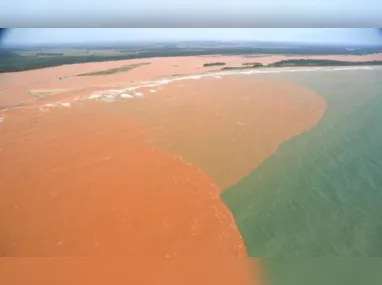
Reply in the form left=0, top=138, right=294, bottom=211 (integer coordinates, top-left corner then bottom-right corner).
left=109, top=76, right=326, bottom=188
left=0, top=68, right=326, bottom=285
left=0, top=73, right=325, bottom=255
left=0, top=258, right=263, bottom=285
left=0, top=103, right=245, bottom=257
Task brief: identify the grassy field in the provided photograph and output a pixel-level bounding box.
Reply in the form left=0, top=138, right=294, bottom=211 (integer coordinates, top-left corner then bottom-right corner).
left=221, top=69, right=382, bottom=283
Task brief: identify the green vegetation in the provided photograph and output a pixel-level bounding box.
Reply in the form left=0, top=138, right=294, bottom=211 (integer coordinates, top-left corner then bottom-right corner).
left=170, top=74, right=187, bottom=77
left=1, top=44, right=380, bottom=73
left=221, top=63, right=264, bottom=70
left=203, top=62, right=226, bottom=67
left=76, top=62, right=150, bottom=76
left=268, top=59, right=382, bottom=67
left=0, top=51, right=135, bottom=73
left=35, top=52, right=64, bottom=56
left=242, top=62, right=263, bottom=67
left=222, top=69, right=382, bottom=258
left=219, top=60, right=382, bottom=72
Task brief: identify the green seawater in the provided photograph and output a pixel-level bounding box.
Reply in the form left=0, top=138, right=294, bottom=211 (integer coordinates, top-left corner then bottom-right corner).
left=222, top=69, right=382, bottom=284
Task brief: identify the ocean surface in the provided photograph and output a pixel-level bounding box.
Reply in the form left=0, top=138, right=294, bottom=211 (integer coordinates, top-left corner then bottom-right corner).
left=222, top=68, right=382, bottom=284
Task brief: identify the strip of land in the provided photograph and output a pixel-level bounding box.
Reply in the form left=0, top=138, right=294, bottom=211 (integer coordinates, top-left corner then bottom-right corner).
left=29, top=89, right=74, bottom=98
left=1, top=54, right=382, bottom=108
left=216, top=59, right=382, bottom=71
left=267, top=59, right=382, bottom=67
left=203, top=62, right=226, bottom=67
left=76, top=62, right=150, bottom=76
left=1, top=43, right=381, bottom=73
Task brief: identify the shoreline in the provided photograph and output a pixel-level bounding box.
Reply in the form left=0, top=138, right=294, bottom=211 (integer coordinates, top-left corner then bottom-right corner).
left=2, top=51, right=382, bottom=74
left=0, top=65, right=382, bottom=114
left=0, top=54, right=382, bottom=117
left=1, top=53, right=382, bottom=108
left=28, top=65, right=382, bottom=101
left=0, top=64, right=380, bottom=116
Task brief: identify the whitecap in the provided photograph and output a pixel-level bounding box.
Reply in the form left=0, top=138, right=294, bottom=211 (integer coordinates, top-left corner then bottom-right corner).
left=79, top=65, right=382, bottom=105
left=120, top=93, right=134, bottom=98
left=134, top=92, right=144, bottom=97
left=88, top=94, right=102, bottom=100
left=60, top=102, right=71, bottom=108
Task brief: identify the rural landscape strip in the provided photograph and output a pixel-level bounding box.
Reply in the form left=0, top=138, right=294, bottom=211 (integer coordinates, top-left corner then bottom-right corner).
left=1, top=46, right=382, bottom=72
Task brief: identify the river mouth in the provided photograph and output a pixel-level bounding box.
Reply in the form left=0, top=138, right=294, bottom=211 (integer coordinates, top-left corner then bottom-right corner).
left=0, top=64, right=329, bottom=285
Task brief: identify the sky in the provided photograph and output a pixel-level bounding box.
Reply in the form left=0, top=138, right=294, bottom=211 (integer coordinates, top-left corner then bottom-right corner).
left=1, top=0, right=382, bottom=27
left=2, top=29, right=382, bottom=47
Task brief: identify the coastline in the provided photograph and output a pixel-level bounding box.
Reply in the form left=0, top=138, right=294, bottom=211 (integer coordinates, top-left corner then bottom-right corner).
left=1, top=53, right=382, bottom=108
left=0, top=63, right=380, bottom=116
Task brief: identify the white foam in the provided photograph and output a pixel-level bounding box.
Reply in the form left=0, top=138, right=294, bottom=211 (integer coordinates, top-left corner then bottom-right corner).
left=156, top=79, right=170, bottom=85
left=60, top=102, right=71, bottom=108
left=134, top=92, right=144, bottom=97
left=26, top=65, right=380, bottom=113
left=106, top=89, right=124, bottom=95
left=88, top=94, right=102, bottom=100
left=100, top=97, right=115, bottom=102
left=120, top=93, right=134, bottom=98
left=83, top=65, right=382, bottom=104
